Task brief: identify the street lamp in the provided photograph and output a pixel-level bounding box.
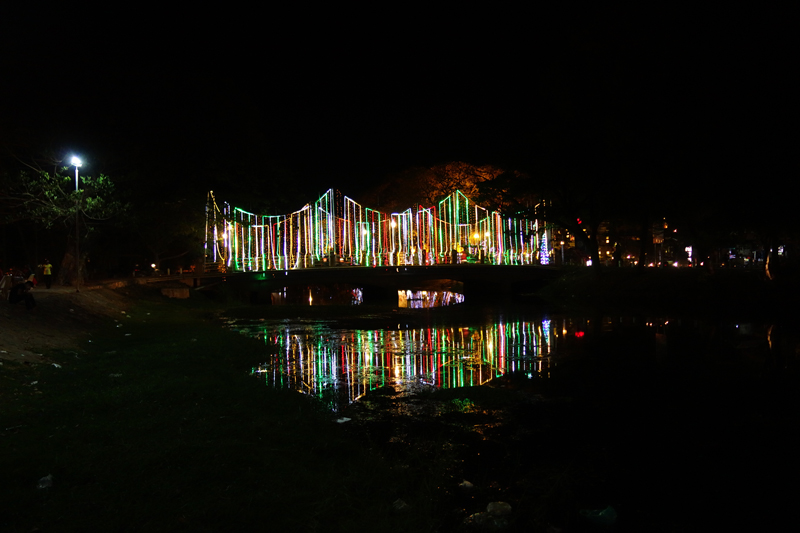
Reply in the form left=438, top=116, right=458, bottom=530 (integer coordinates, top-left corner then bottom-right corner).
left=71, top=156, right=82, bottom=292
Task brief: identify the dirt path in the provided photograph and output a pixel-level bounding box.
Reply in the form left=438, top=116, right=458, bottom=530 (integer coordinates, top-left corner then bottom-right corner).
left=0, top=284, right=133, bottom=364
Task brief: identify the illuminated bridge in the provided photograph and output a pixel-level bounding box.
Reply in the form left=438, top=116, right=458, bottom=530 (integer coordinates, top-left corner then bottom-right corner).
left=205, top=189, right=553, bottom=271
left=203, top=189, right=559, bottom=302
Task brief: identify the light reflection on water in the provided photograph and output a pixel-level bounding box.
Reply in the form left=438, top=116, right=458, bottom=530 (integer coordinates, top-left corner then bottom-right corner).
left=230, top=313, right=795, bottom=411
left=233, top=317, right=557, bottom=410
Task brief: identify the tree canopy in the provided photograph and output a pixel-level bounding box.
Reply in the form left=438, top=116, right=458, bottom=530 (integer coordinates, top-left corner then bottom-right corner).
left=2, top=170, right=123, bottom=227
left=1, top=164, right=126, bottom=283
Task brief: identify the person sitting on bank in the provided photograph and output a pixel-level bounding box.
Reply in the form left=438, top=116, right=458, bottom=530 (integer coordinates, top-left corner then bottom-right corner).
left=9, top=280, right=36, bottom=310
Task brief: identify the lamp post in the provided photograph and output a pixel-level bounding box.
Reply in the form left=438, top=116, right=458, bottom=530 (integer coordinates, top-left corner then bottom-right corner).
left=71, top=156, right=82, bottom=292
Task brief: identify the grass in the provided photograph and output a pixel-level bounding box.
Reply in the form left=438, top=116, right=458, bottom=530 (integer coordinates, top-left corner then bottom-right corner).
left=0, top=285, right=447, bottom=533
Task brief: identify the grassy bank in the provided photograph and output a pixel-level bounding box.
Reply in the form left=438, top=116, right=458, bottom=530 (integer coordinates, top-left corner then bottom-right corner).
left=0, top=285, right=444, bottom=532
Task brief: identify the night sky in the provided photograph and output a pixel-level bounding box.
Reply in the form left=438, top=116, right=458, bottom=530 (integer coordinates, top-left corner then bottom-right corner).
left=1, top=8, right=788, bottom=211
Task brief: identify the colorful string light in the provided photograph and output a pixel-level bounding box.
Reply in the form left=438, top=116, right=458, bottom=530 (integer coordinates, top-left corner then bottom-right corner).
left=205, top=189, right=551, bottom=271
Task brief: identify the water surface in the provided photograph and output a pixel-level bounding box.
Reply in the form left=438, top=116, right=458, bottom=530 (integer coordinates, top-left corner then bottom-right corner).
left=225, top=308, right=790, bottom=411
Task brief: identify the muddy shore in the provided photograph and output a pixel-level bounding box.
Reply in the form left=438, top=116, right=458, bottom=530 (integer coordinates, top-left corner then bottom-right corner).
left=3, top=271, right=799, bottom=531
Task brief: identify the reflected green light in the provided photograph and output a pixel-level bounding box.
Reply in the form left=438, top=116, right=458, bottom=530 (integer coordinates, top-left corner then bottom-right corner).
left=242, top=316, right=556, bottom=410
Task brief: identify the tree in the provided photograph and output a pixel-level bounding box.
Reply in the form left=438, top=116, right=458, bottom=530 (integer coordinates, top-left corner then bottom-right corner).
left=126, top=197, right=205, bottom=274
left=359, top=161, right=504, bottom=212
left=1, top=167, right=126, bottom=285
left=426, top=162, right=504, bottom=205
left=475, top=170, right=539, bottom=218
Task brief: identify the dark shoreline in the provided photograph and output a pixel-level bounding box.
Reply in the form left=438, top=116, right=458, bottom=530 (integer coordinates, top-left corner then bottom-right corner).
left=532, top=266, right=800, bottom=320
left=3, top=279, right=799, bottom=532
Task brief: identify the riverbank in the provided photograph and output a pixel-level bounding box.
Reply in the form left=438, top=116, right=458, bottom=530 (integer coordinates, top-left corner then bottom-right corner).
left=534, top=265, right=800, bottom=318
left=2, top=284, right=449, bottom=532
left=2, top=275, right=799, bottom=531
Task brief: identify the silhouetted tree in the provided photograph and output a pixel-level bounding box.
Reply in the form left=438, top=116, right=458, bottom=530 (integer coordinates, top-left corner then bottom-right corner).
left=1, top=164, right=125, bottom=285
left=360, top=162, right=503, bottom=212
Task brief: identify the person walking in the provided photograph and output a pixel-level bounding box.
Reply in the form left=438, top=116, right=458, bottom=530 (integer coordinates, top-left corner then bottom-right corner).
left=38, top=259, right=53, bottom=289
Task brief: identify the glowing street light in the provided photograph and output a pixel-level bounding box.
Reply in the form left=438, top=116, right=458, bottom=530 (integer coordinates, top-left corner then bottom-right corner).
left=71, top=156, right=81, bottom=187
left=71, top=156, right=82, bottom=292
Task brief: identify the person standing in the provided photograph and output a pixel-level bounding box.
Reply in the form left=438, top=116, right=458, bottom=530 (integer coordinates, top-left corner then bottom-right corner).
left=0, top=268, right=13, bottom=301
left=38, top=259, right=53, bottom=289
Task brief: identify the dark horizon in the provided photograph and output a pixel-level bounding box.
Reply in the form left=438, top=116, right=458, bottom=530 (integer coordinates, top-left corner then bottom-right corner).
left=2, top=10, right=727, bottom=193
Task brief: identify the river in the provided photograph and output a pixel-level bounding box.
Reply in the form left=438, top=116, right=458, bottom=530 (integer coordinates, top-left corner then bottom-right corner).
left=223, top=304, right=791, bottom=412
left=219, top=297, right=799, bottom=530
